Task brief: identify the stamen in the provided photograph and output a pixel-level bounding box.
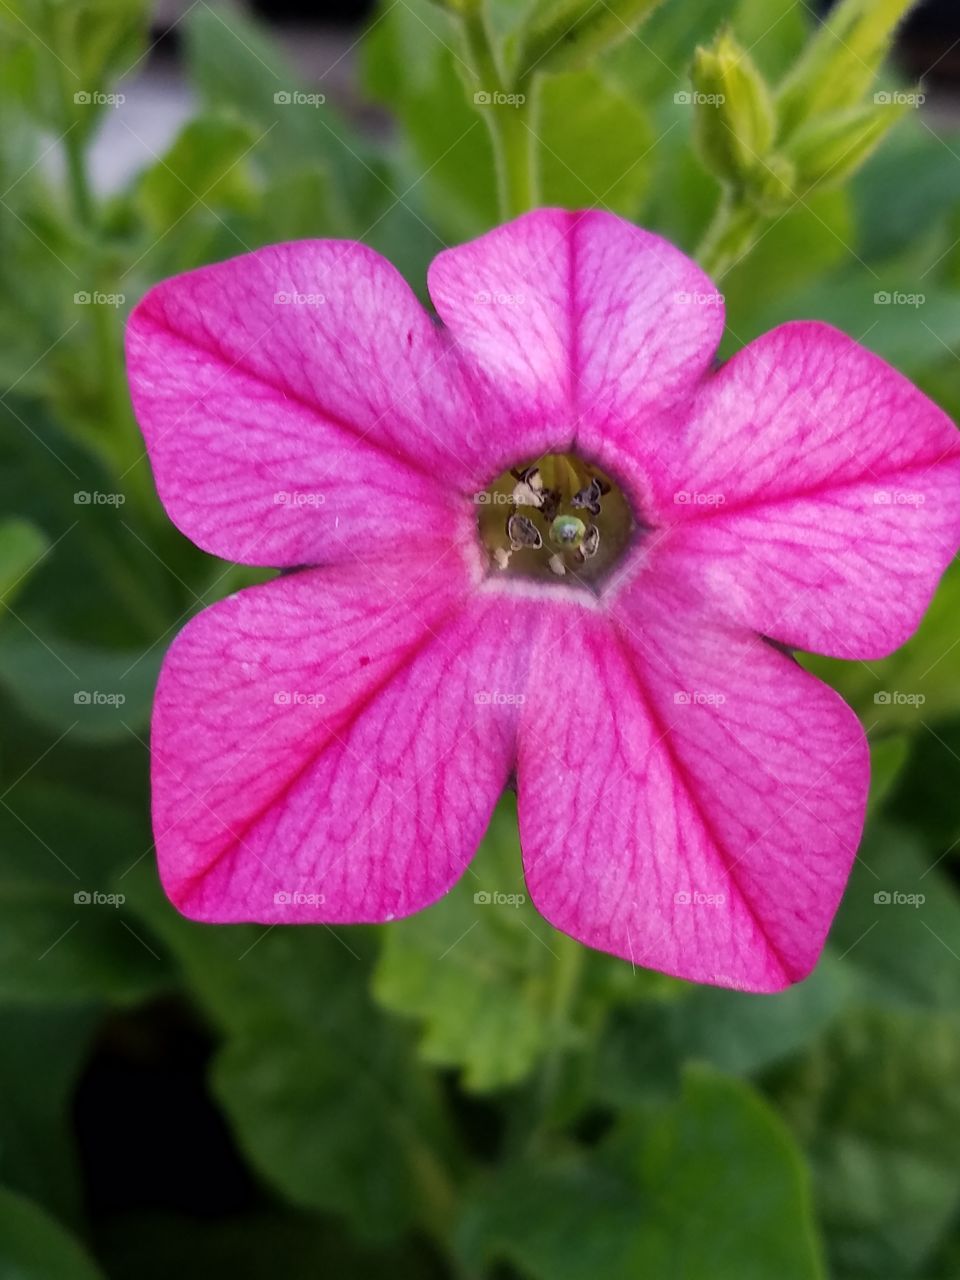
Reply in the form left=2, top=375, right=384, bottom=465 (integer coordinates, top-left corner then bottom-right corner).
left=479, top=453, right=634, bottom=587
left=579, top=524, right=600, bottom=560
left=507, top=513, right=543, bottom=549
left=571, top=478, right=604, bottom=516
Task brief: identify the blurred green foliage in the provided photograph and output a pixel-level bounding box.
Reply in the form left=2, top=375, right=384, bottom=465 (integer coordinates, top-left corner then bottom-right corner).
left=0, top=0, right=959, bottom=1276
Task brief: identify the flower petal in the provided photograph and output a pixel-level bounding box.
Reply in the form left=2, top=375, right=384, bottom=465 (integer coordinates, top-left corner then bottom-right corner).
left=516, top=580, right=868, bottom=992
left=152, top=564, right=535, bottom=923
left=427, top=208, right=723, bottom=489
left=641, top=322, right=960, bottom=658
left=126, top=240, right=488, bottom=566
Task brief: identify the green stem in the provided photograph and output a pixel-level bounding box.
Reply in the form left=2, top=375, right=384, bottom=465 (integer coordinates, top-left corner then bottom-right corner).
left=63, top=127, right=94, bottom=227
left=53, top=52, right=159, bottom=527
left=460, top=7, right=539, bottom=218
left=696, top=194, right=767, bottom=279
left=489, top=100, right=538, bottom=220
left=530, top=931, right=584, bottom=1145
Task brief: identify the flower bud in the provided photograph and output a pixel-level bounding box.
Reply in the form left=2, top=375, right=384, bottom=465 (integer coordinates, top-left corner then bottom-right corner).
left=690, top=30, right=776, bottom=189
left=747, top=154, right=797, bottom=216
left=785, top=101, right=910, bottom=191
left=777, top=0, right=915, bottom=137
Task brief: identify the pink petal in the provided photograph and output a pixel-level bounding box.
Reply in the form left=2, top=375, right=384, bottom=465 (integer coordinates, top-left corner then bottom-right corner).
left=126, top=240, right=491, bottom=567
left=427, top=208, right=723, bottom=494
left=152, top=564, right=536, bottom=923
left=515, top=577, right=868, bottom=992
left=639, top=322, right=960, bottom=659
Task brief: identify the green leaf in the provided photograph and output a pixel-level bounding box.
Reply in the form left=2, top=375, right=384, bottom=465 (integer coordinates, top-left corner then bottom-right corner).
left=828, top=823, right=960, bottom=1011
left=772, top=1009, right=960, bottom=1276
left=735, top=269, right=960, bottom=373
left=0, top=630, right=159, bottom=741
left=136, top=116, right=259, bottom=229
left=803, top=561, right=960, bottom=728
left=887, top=716, right=960, bottom=853
left=852, top=120, right=960, bottom=263
left=0, top=1185, right=106, bottom=1279
left=213, top=1025, right=455, bottom=1240
left=715, top=189, right=853, bottom=330
left=0, top=518, right=48, bottom=607
left=0, top=0, right=148, bottom=138
left=362, top=0, right=497, bottom=238
left=183, top=3, right=367, bottom=232
left=0, top=1004, right=99, bottom=1220
left=867, top=734, right=910, bottom=817
left=122, top=861, right=459, bottom=1239
left=537, top=69, right=652, bottom=215
left=373, top=792, right=570, bottom=1092
left=460, top=1068, right=823, bottom=1279
left=594, top=956, right=850, bottom=1106
left=513, top=0, right=666, bottom=81
left=0, top=782, right=169, bottom=1004
left=184, top=2, right=439, bottom=280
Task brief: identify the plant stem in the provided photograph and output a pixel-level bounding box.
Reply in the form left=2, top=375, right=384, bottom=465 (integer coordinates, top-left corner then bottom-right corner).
left=531, top=931, right=584, bottom=1145
left=63, top=127, right=95, bottom=228
left=460, top=7, right=539, bottom=218
left=696, top=195, right=767, bottom=279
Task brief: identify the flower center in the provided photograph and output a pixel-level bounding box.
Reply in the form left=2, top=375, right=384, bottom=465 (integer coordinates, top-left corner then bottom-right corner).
left=477, top=453, right=634, bottom=585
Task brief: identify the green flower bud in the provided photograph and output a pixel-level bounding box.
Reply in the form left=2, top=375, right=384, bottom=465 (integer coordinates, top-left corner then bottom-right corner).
left=690, top=30, right=776, bottom=190
left=785, top=100, right=910, bottom=191
left=777, top=0, right=916, bottom=138
left=746, top=153, right=797, bottom=216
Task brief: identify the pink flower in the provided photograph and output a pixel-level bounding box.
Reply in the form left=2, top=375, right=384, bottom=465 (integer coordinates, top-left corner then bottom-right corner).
left=126, top=209, right=960, bottom=992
